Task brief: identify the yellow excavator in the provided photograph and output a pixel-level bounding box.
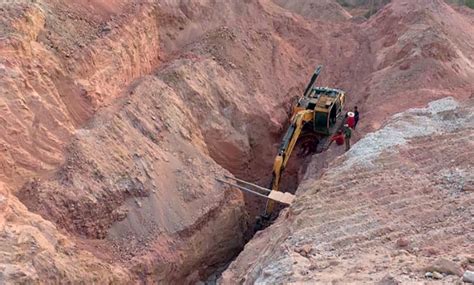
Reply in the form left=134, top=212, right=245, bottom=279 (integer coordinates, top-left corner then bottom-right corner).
left=265, top=65, right=346, bottom=215
left=217, top=66, right=346, bottom=220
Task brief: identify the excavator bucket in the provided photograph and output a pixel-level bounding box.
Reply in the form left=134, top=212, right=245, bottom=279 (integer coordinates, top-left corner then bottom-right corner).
left=215, top=176, right=295, bottom=206
left=268, top=191, right=295, bottom=205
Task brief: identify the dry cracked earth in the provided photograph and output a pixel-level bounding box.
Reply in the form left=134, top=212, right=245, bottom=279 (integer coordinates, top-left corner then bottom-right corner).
left=0, top=0, right=473, bottom=284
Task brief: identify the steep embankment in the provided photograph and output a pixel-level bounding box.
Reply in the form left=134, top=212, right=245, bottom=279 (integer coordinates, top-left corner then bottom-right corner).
left=0, top=0, right=161, bottom=188
left=1, top=0, right=160, bottom=282
left=357, top=0, right=474, bottom=132
left=221, top=97, right=474, bottom=284
left=0, top=182, right=131, bottom=283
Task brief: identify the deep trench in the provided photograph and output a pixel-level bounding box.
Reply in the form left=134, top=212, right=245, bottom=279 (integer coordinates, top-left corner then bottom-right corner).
left=199, top=78, right=367, bottom=283
left=200, top=122, right=317, bottom=283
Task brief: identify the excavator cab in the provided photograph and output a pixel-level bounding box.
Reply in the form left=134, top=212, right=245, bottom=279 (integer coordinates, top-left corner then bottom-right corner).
left=293, top=88, right=345, bottom=135
left=311, top=87, right=345, bottom=135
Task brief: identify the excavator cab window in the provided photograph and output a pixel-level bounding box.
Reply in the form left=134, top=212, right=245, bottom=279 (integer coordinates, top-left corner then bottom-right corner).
left=330, top=104, right=337, bottom=125
left=306, top=102, right=316, bottom=110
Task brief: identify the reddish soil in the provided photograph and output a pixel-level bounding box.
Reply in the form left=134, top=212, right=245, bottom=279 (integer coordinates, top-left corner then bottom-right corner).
left=0, top=0, right=473, bottom=283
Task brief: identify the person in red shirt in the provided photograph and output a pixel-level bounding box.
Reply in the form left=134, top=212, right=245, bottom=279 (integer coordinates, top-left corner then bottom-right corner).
left=329, top=129, right=344, bottom=146
left=347, top=111, right=356, bottom=129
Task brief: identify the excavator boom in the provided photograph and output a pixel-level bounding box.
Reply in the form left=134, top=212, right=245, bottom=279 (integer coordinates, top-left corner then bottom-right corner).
left=266, top=110, right=313, bottom=214
left=303, top=65, right=323, bottom=98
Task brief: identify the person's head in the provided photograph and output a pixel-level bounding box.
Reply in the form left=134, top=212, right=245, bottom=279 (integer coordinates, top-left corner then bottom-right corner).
left=337, top=129, right=342, bottom=134
left=354, top=106, right=358, bottom=111
left=344, top=124, right=349, bottom=128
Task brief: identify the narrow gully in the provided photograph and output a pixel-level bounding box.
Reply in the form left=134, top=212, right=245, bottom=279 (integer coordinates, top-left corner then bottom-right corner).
left=199, top=123, right=318, bottom=283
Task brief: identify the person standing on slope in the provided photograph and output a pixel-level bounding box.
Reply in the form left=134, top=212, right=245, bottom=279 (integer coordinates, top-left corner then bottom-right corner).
left=347, top=112, right=356, bottom=129
left=343, top=124, right=352, bottom=151
left=354, top=106, right=360, bottom=129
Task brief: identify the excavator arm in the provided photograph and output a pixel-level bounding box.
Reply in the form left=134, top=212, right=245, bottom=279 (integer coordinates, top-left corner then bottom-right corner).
left=303, top=65, right=323, bottom=98
left=265, top=109, right=314, bottom=215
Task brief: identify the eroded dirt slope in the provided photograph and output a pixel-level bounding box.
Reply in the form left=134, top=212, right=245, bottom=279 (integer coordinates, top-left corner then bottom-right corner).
left=0, top=182, right=131, bottom=283
left=0, top=0, right=162, bottom=188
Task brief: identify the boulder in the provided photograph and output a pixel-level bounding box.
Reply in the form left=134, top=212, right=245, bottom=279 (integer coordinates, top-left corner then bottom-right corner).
left=425, top=258, right=463, bottom=277
left=463, top=271, right=474, bottom=283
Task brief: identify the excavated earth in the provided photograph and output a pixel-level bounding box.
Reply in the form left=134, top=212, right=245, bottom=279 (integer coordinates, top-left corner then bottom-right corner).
left=0, top=0, right=473, bottom=284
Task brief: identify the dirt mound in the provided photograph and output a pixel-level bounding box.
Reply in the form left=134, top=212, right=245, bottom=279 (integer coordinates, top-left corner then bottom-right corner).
left=221, top=97, right=474, bottom=284
left=352, top=0, right=474, bottom=133
left=0, top=182, right=131, bottom=283
left=0, top=0, right=161, bottom=189
left=17, top=69, right=253, bottom=281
